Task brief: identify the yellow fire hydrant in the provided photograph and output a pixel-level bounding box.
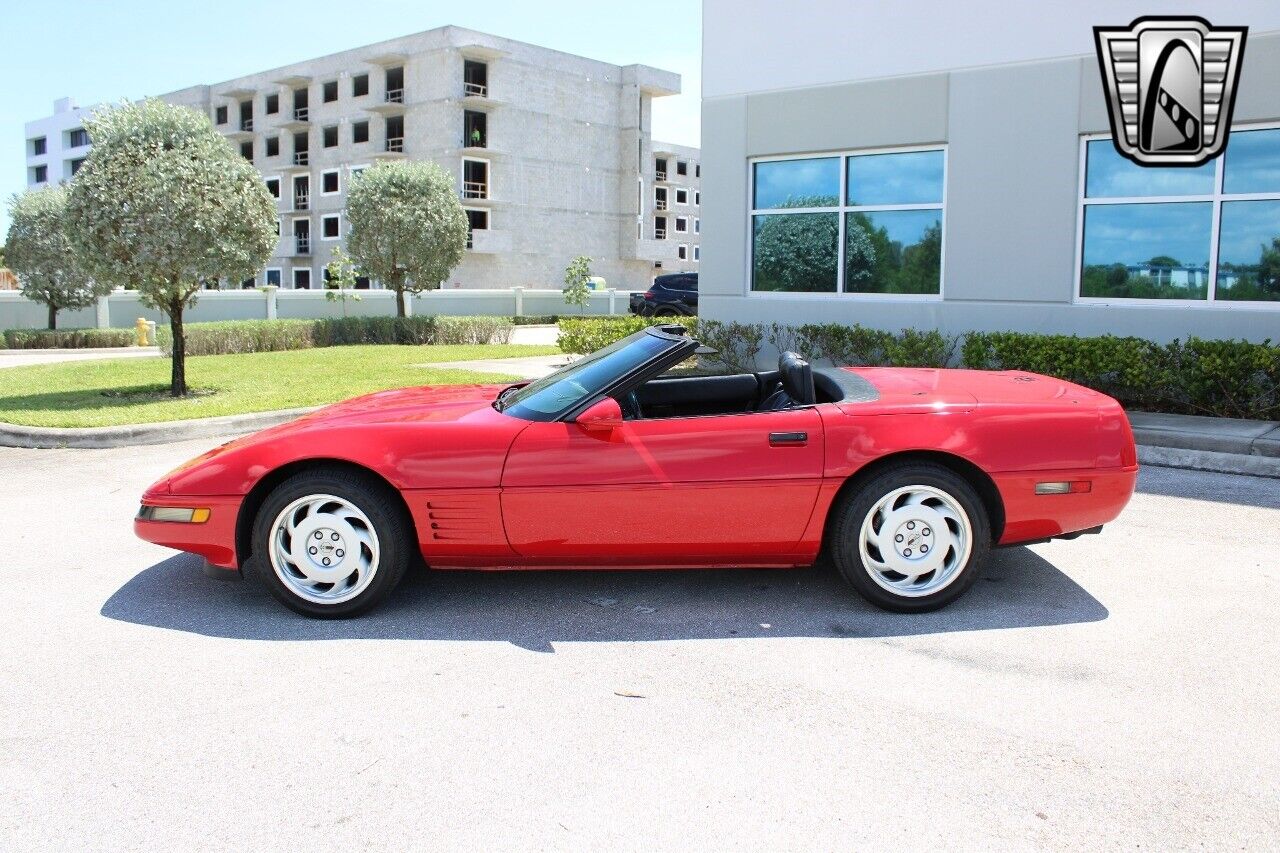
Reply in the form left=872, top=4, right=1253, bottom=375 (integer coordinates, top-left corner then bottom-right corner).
left=135, top=317, right=150, bottom=347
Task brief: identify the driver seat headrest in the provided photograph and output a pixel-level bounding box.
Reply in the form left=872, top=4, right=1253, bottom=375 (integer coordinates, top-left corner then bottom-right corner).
left=779, top=351, right=815, bottom=405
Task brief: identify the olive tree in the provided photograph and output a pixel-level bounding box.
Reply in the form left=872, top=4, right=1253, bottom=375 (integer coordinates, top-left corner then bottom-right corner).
left=5, top=186, right=108, bottom=329
left=346, top=161, right=467, bottom=317
left=65, top=99, right=276, bottom=396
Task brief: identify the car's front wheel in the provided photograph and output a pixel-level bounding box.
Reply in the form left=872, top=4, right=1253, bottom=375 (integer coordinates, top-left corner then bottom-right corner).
left=251, top=468, right=412, bottom=618
left=828, top=463, right=990, bottom=612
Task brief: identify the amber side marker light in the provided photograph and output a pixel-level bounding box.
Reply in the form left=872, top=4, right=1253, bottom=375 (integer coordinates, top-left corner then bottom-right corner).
left=1035, top=481, right=1092, bottom=495
left=137, top=506, right=211, bottom=523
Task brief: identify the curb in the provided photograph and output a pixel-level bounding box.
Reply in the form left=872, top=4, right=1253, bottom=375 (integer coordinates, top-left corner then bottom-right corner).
left=0, top=407, right=319, bottom=450
left=1137, top=445, right=1280, bottom=479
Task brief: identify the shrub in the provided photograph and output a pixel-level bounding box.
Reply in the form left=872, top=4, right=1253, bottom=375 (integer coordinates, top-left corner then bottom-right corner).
left=511, top=315, right=558, bottom=325
left=3, top=327, right=137, bottom=349
left=962, top=331, right=1279, bottom=420
left=157, top=319, right=314, bottom=356
left=556, top=316, right=695, bottom=354
left=434, top=315, right=515, bottom=345
left=312, top=316, right=438, bottom=346
left=696, top=320, right=765, bottom=373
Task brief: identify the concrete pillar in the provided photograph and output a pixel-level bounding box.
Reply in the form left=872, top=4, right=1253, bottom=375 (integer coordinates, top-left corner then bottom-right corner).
left=95, top=294, right=110, bottom=329
left=607, top=289, right=617, bottom=316
left=264, top=286, right=278, bottom=320
left=513, top=286, right=524, bottom=317
left=402, top=290, right=414, bottom=317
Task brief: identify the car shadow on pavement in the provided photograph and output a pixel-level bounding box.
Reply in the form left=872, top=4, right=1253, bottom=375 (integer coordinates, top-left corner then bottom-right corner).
left=102, top=546, right=1107, bottom=651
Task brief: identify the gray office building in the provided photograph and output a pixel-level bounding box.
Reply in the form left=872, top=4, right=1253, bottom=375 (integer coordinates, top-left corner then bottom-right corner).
left=24, top=26, right=701, bottom=291
left=700, top=0, right=1280, bottom=343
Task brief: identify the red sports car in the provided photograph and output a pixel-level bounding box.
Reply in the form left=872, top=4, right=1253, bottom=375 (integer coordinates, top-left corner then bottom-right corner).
left=135, top=325, right=1138, bottom=618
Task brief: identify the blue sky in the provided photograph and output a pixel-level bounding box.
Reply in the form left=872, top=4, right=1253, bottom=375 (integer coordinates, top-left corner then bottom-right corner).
left=0, top=0, right=702, bottom=236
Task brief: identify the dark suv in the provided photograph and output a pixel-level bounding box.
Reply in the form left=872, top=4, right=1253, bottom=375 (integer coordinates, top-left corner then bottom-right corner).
left=630, top=273, right=698, bottom=316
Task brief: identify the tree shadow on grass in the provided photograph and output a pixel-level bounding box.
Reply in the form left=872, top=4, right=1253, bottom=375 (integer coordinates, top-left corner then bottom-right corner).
left=0, top=384, right=216, bottom=423
left=102, top=547, right=1107, bottom=652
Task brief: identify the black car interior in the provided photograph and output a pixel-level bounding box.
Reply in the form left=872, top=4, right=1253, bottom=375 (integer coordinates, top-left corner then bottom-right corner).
left=619, top=351, right=879, bottom=420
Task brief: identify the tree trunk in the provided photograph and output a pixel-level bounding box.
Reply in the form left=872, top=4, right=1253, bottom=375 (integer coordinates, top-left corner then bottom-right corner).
left=47, top=303, right=58, bottom=330
left=169, top=302, right=187, bottom=397
left=395, top=285, right=407, bottom=318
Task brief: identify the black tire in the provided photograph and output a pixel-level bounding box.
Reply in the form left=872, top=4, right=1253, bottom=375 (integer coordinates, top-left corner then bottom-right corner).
left=653, top=306, right=681, bottom=317
left=249, top=467, right=413, bottom=618
left=827, top=463, right=990, bottom=613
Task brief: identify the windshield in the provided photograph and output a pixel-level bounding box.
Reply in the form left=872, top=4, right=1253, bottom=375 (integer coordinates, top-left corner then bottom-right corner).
left=499, top=330, right=672, bottom=421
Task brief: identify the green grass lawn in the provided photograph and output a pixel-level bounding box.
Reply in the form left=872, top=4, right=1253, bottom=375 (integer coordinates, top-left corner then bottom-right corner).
left=0, top=344, right=560, bottom=428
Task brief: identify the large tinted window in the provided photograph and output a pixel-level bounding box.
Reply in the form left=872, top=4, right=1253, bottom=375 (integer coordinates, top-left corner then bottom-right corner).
left=1080, top=129, right=1280, bottom=303
left=751, top=149, right=945, bottom=295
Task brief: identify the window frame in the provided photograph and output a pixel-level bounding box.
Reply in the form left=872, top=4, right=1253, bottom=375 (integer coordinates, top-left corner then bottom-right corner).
left=352, top=73, right=369, bottom=98
left=322, top=80, right=339, bottom=103
left=352, top=119, right=370, bottom=144
left=265, top=267, right=282, bottom=287
left=746, top=144, right=948, bottom=301
left=31, top=136, right=47, bottom=156
left=320, top=213, right=342, bottom=241
left=322, top=124, right=339, bottom=148
left=292, top=267, right=312, bottom=289
left=1075, top=123, right=1280, bottom=310
left=320, top=169, right=341, bottom=196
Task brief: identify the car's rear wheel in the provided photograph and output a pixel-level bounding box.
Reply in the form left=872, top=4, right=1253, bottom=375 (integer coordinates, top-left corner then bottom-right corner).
left=828, top=463, right=990, bottom=612
left=653, top=306, right=681, bottom=317
left=250, top=468, right=412, bottom=618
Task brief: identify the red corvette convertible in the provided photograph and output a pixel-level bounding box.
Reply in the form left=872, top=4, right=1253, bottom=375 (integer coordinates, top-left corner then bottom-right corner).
left=136, top=325, right=1138, bottom=617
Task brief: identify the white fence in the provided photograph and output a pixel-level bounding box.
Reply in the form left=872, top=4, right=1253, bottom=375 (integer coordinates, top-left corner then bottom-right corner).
left=0, top=286, right=637, bottom=331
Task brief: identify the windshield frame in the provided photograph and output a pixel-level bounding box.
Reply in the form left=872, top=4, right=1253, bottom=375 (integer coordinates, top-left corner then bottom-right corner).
left=497, top=326, right=696, bottom=423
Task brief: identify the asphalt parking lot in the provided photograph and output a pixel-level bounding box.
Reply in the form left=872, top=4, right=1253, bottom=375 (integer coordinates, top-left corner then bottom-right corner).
left=1, top=438, right=1277, bottom=850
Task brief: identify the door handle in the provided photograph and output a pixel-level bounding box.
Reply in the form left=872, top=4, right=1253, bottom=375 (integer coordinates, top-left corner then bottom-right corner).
left=769, top=431, right=808, bottom=446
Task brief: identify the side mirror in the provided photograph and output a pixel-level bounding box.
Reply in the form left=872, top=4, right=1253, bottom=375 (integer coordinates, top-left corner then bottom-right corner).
left=575, top=397, right=623, bottom=432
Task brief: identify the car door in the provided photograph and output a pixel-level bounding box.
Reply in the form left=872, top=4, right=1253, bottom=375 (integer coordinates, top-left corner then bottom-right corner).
left=500, top=406, right=824, bottom=565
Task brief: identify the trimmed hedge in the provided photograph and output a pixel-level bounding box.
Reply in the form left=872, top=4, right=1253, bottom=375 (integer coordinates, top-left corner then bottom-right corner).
left=964, top=332, right=1280, bottom=421
left=158, top=316, right=516, bottom=357
left=556, top=316, right=695, bottom=355
left=556, top=317, right=1280, bottom=420
left=3, top=328, right=138, bottom=349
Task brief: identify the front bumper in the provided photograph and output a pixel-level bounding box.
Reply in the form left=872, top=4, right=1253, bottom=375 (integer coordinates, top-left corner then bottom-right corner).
left=134, top=494, right=244, bottom=569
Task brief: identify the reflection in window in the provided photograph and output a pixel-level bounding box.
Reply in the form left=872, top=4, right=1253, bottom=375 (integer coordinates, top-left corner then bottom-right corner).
left=1081, top=203, right=1212, bottom=300
left=751, top=213, right=838, bottom=292
left=1080, top=130, right=1280, bottom=304
left=1216, top=200, right=1280, bottom=302
left=846, top=210, right=942, bottom=294
left=1085, top=139, right=1214, bottom=198
left=1223, top=128, right=1280, bottom=195
left=750, top=149, right=946, bottom=295
left=753, top=158, right=839, bottom=209
left=846, top=150, right=944, bottom=205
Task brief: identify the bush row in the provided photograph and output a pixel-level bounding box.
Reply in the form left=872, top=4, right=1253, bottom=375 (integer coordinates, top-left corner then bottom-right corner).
left=157, top=316, right=517, bottom=357
left=556, top=317, right=1279, bottom=420
left=2, top=328, right=138, bottom=349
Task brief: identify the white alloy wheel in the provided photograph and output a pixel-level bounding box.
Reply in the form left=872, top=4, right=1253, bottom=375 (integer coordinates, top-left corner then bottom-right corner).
left=857, top=484, right=974, bottom=598
left=269, top=493, right=381, bottom=605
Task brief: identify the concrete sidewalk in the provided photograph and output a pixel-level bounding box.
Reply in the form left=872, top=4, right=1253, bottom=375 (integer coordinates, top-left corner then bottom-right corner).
left=0, top=346, right=161, bottom=369
left=1128, top=411, right=1280, bottom=478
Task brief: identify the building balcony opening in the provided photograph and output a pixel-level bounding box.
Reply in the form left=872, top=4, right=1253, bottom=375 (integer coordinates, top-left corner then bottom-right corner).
left=385, top=66, right=405, bottom=103
left=293, top=131, right=309, bottom=165
left=239, top=100, right=253, bottom=131
left=293, top=175, right=309, bottom=210
left=655, top=187, right=668, bottom=211
left=464, top=111, right=487, bottom=148
left=292, top=88, right=309, bottom=121
left=464, top=60, right=488, bottom=97
left=463, top=159, right=488, bottom=199
left=655, top=157, right=668, bottom=182
left=385, top=114, right=405, bottom=152
left=465, top=209, right=489, bottom=249
left=294, top=221, right=311, bottom=256
left=655, top=216, right=667, bottom=240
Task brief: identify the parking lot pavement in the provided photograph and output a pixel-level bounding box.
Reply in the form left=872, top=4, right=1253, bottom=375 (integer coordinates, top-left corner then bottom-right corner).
left=0, top=440, right=1276, bottom=850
